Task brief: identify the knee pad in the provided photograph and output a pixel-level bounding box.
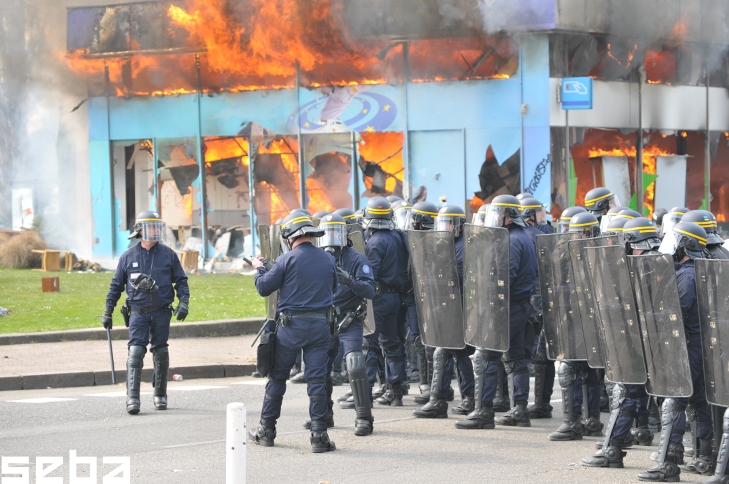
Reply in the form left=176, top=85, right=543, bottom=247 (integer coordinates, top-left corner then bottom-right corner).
left=128, top=345, right=146, bottom=368
left=611, top=384, right=627, bottom=410
left=152, top=347, right=169, bottom=368
left=346, top=352, right=366, bottom=378
left=558, top=362, right=576, bottom=387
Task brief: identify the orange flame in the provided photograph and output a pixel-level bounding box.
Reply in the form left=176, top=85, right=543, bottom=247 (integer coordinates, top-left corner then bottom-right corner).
left=204, top=137, right=249, bottom=166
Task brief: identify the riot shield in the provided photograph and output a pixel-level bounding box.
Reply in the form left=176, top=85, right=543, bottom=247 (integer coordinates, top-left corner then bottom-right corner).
left=696, top=259, right=729, bottom=407
left=536, top=233, right=587, bottom=361
left=583, top=245, right=647, bottom=384
left=629, top=254, right=692, bottom=397
left=270, top=224, right=282, bottom=262
left=568, top=236, right=620, bottom=368
left=408, top=230, right=465, bottom=349
left=257, top=225, right=277, bottom=321
left=348, top=224, right=366, bottom=255
left=463, top=224, right=510, bottom=351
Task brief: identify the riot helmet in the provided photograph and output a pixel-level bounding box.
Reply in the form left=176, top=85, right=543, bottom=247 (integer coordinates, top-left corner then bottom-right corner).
left=333, top=207, right=356, bottom=225
left=604, top=216, right=629, bottom=236
left=659, top=221, right=707, bottom=261
left=363, top=197, right=393, bottom=230
left=354, top=209, right=364, bottom=225
left=280, top=211, right=324, bottom=248
left=392, top=200, right=412, bottom=231
left=599, top=205, right=628, bottom=233
left=653, top=208, right=668, bottom=228
left=558, top=206, right=587, bottom=234
left=568, top=212, right=601, bottom=238
left=623, top=217, right=662, bottom=254
left=660, top=207, right=688, bottom=238
left=386, top=195, right=403, bottom=204
left=436, top=205, right=466, bottom=237
left=515, top=192, right=531, bottom=200
left=311, top=210, right=331, bottom=227
left=291, top=208, right=310, bottom=216
left=682, top=210, right=724, bottom=246
left=584, top=187, right=621, bottom=217
left=128, top=211, right=166, bottom=242
left=317, top=213, right=348, bottom=249
left=479, top=194, right=526, bottom=228
left=410, top=201, right=439, bottom=230
left=519, top=197, right=547, bottom=226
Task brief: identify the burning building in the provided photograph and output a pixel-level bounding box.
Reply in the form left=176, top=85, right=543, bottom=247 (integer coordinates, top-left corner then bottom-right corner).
left=61, top=0, right=729, bottom=260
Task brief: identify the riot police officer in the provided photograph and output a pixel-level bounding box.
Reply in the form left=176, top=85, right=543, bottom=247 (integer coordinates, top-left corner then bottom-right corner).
left=102, top=211, right=190, bottom=415
left=581, top=217, right=660, bottom=469
left=549, top=212, right=604, bottom=441
left=414, top=205, right=475, bottom=418
left=520, top=196, right=553, bottom=235
left=333, top=207, right=357, bottom=223
left=363, top=197, right=409, bottom=406
left=248, top=211, right=338, bottom=453
left=314, top=213, right=376, bottom=436
left=659, top=207, right=689, bottom=239
left=557, top=206, right=587, bottom=233
left=682, top=210, right=729, bottom=260
left=456, top=194, right=537, bottom=429
left=637, top=221, right=715, bottom=481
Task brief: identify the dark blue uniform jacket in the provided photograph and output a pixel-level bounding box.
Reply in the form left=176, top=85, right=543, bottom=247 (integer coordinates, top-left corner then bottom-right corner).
left=508, top=224, right=537, bottom=303
left=676, top=259, right=700, bottom=336
left=333, top=246, right=376, bottom=311
left=255, top=241, right=337, bottom=314
left=365, top=229, right=408, bottom=287
left=106, top=242, right=189, bottom=311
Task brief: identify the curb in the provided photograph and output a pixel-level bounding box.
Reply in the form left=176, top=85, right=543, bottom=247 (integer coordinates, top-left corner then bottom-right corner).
left=0, top=318, right=266, bottom=346
left=0, top=364, right=257, bottom=391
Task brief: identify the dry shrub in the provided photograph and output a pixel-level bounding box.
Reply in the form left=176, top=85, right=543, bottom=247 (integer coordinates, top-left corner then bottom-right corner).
left=0, top=231, right=47, bottom=268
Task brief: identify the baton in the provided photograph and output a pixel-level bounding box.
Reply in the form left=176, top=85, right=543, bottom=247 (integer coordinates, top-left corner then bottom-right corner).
left=250, top=320, right=270, bottom=347
left=106, top=327, right=116, bottom=384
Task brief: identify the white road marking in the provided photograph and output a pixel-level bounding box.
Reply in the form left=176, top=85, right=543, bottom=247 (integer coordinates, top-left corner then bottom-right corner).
left=6, top=397, right=78, bottom=403
left=163, top=439, right=224, bottom=449
left=231, top=381, right=266, bottom=386
left=84, top=391, right=152, bottom=397
left=167, top=385, right=228, bottom=392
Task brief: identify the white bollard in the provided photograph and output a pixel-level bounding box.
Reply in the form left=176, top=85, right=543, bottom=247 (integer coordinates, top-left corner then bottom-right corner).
left=226, top=402, right=246, bottom=484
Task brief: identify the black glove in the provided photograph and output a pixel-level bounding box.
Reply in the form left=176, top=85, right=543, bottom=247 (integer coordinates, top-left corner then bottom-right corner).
left=262, top=258, right=273, bottom=270
left=175, top=301, right=189, bottom=322
left=337, top=267, right=353, bottom=286
left=101, top=309, right=113, bottom=329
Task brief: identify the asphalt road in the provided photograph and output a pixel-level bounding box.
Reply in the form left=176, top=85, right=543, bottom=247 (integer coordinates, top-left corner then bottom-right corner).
left=0, top=376, right=710, bottom=484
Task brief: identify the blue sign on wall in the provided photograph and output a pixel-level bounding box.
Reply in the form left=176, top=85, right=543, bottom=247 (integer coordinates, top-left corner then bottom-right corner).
left=561, top=77, right=593, bottom=110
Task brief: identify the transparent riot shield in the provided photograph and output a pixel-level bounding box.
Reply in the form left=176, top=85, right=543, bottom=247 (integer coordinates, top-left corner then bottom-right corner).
left=463, top=224, right=510, bottom=351
left=536, top=233, right=587, bottom=361
left=629, top=253, right=692, bottom=397
left=583, top=245, right=647, bottom=384
left=270, top=224, right=282, bottom=262
left=696, top=259, right=729, bottom=407
left=568, top=236, right=620, bottom=368
left=346, top=224, right=374, bottom=335
left=408, top=230, right=465, bottom=349
left=257, top=224, right=277, bottom=321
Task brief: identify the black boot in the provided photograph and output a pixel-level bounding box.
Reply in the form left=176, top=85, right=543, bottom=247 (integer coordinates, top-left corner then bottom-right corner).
left=376, top=383, right=403, bottom=406
left=413, top=398, right=448, bottom=418
left=495, top=401, right=531, bottom=427
left=126, top=345, right=145, bottom=415
left=413, top=337, right=430, bottom=405
left=310, top=430, right=336, bottom=453
left=304, top=412, right=334, bottom=429
left=248, top=419, right=276, bottom=447
left=152, top=348, right=169, bottom=410
left=582, top=416, right=604, bottom=436
left=455, top=402, right=495, bottom=430
left=638, top=443, right=683, bottom=482
left=347, top=351, right=374, bottom=436
left=682, top=438, right=716, bottom=475
left=451, top=396, right=475, bottom=416
left=581, top=445, right=626, bottom=468
left=528, top=359, right=552, bottom=419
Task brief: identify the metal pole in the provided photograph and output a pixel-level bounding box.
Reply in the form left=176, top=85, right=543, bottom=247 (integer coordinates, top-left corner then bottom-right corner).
left=105, top=62, right=117, bottom=257
left=296, top=66, right=306, bottom=209
left=351, top=132, right=360, bottom=209
left=152, top=138, right=159, bottom=212
left=519, top=38, right=525, bottom=193
left=636, top=67, right=644, bottom=215
left=248, top=140, right=256, bottom=254
left=226, top=402, right=246, bottom=484
left=462, top=128, right=467, bottom=210
left=705, top=66, right=711, bottom=210
left=106, top=328, right=116, bottom=384
left=195, top=54, right=209, bottom=259
left=403, top=42, right=412, bottom=201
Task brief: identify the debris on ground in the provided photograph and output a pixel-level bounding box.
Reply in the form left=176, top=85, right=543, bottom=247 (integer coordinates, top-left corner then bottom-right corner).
left=72, top=259, right=103, bottom=272
left=0, top=307, right=11, bottom=317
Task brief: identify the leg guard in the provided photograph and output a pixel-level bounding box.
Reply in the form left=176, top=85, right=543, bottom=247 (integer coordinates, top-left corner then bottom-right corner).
left=708, top=408, right=729, bottom=484
left=600, top=384, right=630, bottom=449
left=655, top=399, right=684, bottom=465
left=346, top=352, right=373, bottom=436
left=126, top=345, right=145, bottom=415
left=682, top=405, right=716, bottom=475
left=549, top=362, right=582, bottom=441
left=152, top=348, right=169, bottom=410
left=413, top=347, right=447, bottom=419
left=455, top=349, right=495, bottom=430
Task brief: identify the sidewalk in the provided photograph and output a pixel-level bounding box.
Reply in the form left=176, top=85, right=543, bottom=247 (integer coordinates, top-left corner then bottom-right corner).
left=0, top=333, right=260, bottom=391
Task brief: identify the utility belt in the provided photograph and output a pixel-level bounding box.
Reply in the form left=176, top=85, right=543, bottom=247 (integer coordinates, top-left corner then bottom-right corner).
left=278, top=310, right=329, bottom=328
left=130, top=305, right=172, bottom=315
left=335, top=301, right=367, bottom=333
left=375, top=281, right=402, bottom=296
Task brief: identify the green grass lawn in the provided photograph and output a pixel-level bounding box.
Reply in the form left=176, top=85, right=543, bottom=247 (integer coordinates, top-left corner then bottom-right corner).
left=0, top=269, right=265, bottom=334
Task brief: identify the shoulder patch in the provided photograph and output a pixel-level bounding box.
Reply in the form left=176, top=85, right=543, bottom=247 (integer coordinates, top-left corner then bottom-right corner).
left=133, top=262, right=138, bottom=268
left=362, top=264, right=371, bottom=274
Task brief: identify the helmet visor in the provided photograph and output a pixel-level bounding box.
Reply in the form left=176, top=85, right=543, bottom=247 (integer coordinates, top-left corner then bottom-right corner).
left=608, top=195, right=622, bottom=210
left=599, top=214, right=614, bottom=233
left=394, top=207, right=411, bottom=231
left=472, top=210, right=487, bottom=227
left=658, top=231, right=679, bottom=255
left=534, top=207, right=547, bottom=225
left=435, top=216, right=462, bottom=235
left=660, top=213, right=683, bottom=239
left=317, top=223, right=347, bottom=248
left=141, top=221, right=166, bottom=242
left=482, top=204, right=506, bottom=228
